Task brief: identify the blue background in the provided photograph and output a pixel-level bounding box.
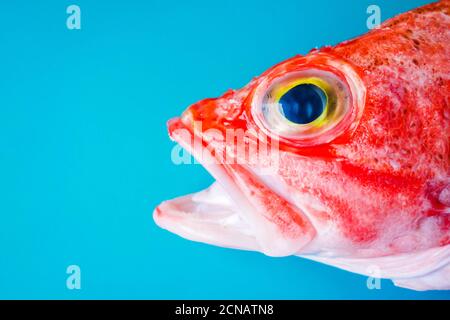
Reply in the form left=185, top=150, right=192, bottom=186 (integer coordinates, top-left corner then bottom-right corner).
left=0, top=0, right=448, bottom=299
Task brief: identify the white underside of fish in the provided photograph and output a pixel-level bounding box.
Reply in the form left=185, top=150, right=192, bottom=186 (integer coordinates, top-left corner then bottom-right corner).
left=302, top=244, right=450, bottom=291
left=154, top=181, right=450, bottom=291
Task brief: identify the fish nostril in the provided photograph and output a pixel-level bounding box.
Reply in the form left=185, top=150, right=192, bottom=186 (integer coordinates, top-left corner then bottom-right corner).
left=217, top=98, right=243, bottom=121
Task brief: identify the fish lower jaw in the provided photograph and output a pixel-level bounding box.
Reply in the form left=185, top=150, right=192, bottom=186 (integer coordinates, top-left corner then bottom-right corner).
left=153, top=181, right=258, bottom=251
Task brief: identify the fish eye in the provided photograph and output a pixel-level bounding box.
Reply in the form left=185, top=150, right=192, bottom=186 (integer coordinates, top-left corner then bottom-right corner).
left=259, top=75, right=341, bottom=138
left=251, top=63, right=365, bottom=147
left=278, top=83, right=328, bottom=125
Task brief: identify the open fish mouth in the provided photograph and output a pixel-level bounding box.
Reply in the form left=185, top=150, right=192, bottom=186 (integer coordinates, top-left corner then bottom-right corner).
left=153, top=115, right=316, bottom=256
left=153, top=117, right=258, bottom=251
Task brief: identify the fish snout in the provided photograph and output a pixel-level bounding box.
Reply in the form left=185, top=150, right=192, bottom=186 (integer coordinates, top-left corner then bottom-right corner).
left=180, top=89, right=249, bottom=133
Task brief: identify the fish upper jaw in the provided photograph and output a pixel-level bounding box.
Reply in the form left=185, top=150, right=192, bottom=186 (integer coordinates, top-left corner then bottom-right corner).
left=153, top=116, right=317, bottom=257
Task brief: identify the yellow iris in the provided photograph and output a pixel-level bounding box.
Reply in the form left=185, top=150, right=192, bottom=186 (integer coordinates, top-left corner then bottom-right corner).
left=270, top=77, right=331, bottom=128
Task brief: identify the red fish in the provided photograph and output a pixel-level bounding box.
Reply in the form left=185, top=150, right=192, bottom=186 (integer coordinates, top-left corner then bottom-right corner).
left=154, top=1, right=450, bottom=290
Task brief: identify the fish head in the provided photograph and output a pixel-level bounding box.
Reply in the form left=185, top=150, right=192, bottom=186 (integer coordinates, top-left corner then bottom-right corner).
left=154, top=3, right=449, bottom=260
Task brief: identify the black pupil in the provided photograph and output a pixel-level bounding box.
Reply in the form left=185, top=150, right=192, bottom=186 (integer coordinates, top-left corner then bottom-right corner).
left=279, top=83, right=326, bottom=124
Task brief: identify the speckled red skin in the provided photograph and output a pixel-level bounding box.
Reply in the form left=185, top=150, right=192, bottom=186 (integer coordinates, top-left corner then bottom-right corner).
left=170, top=1, right=450, bottom=256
